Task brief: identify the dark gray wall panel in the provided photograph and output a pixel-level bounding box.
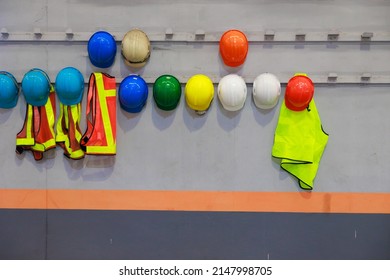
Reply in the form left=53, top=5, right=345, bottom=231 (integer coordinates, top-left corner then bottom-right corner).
left=2, top=210, right=388, bottom=260
left=2, top=210, right=389, bottom=260
left=0, top=210, right=47, bottom=260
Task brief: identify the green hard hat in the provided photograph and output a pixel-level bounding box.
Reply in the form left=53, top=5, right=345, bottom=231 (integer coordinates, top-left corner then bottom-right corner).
left=153, top=74, right=181, bottom=111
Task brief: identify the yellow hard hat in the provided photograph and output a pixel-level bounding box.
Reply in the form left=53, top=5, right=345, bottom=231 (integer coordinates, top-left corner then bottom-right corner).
left=121, top=29, right=151, bottom=68
left=185, top=74, right=214, bottom=114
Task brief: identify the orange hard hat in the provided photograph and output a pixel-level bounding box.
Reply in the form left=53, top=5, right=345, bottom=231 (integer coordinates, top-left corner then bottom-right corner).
left=285, top=74, right=314, bottom=111
left=219, top=29, right=248, bottom=67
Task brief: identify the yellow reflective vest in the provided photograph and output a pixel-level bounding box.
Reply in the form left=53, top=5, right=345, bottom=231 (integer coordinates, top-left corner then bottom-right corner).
left=272, top=99, right=328, bottom=190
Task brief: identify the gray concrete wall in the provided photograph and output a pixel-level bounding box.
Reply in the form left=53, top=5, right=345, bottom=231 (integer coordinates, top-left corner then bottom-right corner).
left=1, top=0, right=390, bottom=260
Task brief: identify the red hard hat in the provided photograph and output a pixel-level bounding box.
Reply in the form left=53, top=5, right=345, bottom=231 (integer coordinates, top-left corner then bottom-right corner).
left=285, top=75, right=314, bottom=111
left=219, top=30, right=248, bottom=67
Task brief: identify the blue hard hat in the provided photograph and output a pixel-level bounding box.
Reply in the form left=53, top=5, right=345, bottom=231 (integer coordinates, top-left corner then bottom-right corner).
left=119, top=75, right=148, bottom=113
left=88, top=31, right=117, bottom=68
left=21, top=68, right=51, bottom=106
left=55, top=67, right=84, bottom=105
left=0, top=71, right=19, bottom=109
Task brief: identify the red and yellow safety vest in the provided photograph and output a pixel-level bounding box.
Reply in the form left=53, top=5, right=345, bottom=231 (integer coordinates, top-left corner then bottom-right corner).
left=80, top=72, right=116, bottom=155
left=16, top=86, right=56, bottom=161
left=56, top=102, right=84, bottom=160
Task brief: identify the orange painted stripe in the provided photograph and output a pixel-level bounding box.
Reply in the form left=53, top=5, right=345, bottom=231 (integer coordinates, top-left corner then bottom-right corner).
left=0, top=189, right=390, bottom=214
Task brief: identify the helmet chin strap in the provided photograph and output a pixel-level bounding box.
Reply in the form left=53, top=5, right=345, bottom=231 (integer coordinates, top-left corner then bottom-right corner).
left=195, top=110, right=207, bottom=116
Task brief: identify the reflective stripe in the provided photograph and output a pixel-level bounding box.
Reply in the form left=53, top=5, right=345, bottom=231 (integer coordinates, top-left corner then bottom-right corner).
left=68, top=103, right=84, bottom=159
left=15, top=138, right=35, bottom=146
left=85, top=143, right=117, bottom=154
left=16, top=105, right=34, bottom=146
left=55, top=102, right=68, bottom=143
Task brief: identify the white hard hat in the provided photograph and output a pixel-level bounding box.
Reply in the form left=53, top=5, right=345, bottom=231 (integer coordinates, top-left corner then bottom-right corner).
left=121, top=29, right=151, bottom=68
left=217, top=74, right=247, bottom=111
left=253, top=73, right=281, bottom=109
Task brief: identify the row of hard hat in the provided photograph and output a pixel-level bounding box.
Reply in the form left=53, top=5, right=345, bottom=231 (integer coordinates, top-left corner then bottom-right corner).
left=121, top=72, right=314, bottom=114
left=89, top=29, right=150, bottom=68
left=0, top=69, right=314, bottom=114
left=0, top=68, right=84, bottom=108
left=88, top=29, right=249, bottom=69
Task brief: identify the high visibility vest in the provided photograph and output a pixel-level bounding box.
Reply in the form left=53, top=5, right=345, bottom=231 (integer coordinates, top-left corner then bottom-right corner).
left=272, top=99, right=328, bottom=190
left=16, top=86, right=56, bottom=161
left=56, top=102, right=84, bottom=160
left=80, top=73, right=116, bottom=155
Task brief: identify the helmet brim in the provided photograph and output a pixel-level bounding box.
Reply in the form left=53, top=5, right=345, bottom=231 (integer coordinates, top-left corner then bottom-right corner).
left=89, top=56, right=115, bottom=68
left=284, top=98, right=309, bottom=111
left=253, top=98, right=279, bottom=110
left=120, top=102, right=146, bottom=113
left=124, top=59, right=147, bottom=68
left=58, top=94, right=83, bottom=106
left=0, top=94, right=18, bottom=109
left=155, top=101, right=179, bottom=111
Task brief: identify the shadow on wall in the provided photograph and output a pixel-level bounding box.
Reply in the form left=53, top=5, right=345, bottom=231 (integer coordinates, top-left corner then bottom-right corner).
left=117, top=105, right=144, bottom=133
left=182, top=100, right=208, bottom=132
left=0, top=108, right=14, bottom=124
left=62, top=155, right=115, bottom=181
left=14, top=152, right=47, bottom=172
left=151, top=101, right=177, bottom=131
left=216, top=99, right=241, bottom=132
left=250, top=91, right=279, bottom=128
left=14, top=148, right=116, bottom=182
left=84, top=57, right=116, bottom=80
left=218, top=57, right=245, bottom=77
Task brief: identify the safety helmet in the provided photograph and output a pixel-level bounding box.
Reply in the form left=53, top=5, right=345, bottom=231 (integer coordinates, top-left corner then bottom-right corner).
left=87, top=31, right=117, bottom=68
left=121, top=29, right=151, bottom=68
left=21, top=68, right=51, bottom=106
left=0, top=71, right=19, bottom=109
left=252, top=73, right=281, bottom=109
left=285, top=73, right=314, bottom=111
left=119, top=75, right=148, bottom=113
left=153, top=75, right=181, bottom=111
left=217, top=74, right=247, bottom=111
left=55, top=67, right=84, bottom=106
left=219, top=29, right=248, bottom=67
left=185, top=74, right=214, bottom=115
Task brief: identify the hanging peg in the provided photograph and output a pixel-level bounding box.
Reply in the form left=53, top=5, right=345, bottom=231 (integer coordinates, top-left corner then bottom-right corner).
left=195, top=29, right=205, bottom=39
left=327, top=73, right=338, bottom=82
left=361, top=73, right=372, bottom=82
left=1, top=27, right=9, bottom=35
left=361, top=32, right=373, bottom=41
left=295, top=33, right=306, bottom=41
left=65, top=28, right=74, bottom=36
left=327, top=32, right=339, bottom=41
left=65, top=28, right=74, bottom=40
left=33, top=27, right=42, bottom=39
left=33, top=27, right=42, bottom=35
left=165, top=28, right=173, bottom=39
left=264, top=30, right=275, bottom=41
